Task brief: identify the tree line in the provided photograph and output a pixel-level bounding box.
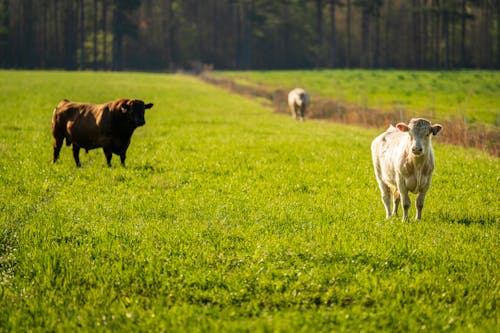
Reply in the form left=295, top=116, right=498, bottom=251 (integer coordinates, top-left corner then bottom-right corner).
left=0, top=0, right=499, bottom=71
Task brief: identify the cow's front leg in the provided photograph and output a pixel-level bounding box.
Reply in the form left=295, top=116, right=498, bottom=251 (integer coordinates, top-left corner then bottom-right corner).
left=53, top=136, right=64, bottom=163
left=103, top=146, right=113, bottom=167
left=392, top=189, right=400, bottom=216
left=397, top=179, right=410, bottom=221
left=72, top=144, right=81, bottom=167
left=294, top=105, right=301, bottom=120
left=400, top=190, right=411, bottom=222
left=415, top=191, right=427, bottom=220
left=120, top=153, right=126, bottom=167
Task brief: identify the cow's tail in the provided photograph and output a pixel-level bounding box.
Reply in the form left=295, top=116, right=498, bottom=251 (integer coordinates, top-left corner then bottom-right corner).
left=52, top=99, right=72, bottom=146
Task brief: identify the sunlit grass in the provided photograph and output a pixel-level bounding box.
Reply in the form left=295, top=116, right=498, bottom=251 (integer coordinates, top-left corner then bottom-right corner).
left=215, top=69, right=500, bottom=125
left=0, top=71, right=498, bottom=332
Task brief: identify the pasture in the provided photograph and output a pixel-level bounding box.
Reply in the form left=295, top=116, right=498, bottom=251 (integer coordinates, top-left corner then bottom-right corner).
left=0, top=71, right=498, bottom=331
left=214, top=70, right=500, bottom=125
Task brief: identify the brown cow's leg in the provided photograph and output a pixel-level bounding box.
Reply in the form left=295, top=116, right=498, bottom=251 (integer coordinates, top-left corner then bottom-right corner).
left=72, top=144, right=81, bottom=167
left=103, top=147, right=112, bottom=167
left=120, top=154, right=126, bottom=167
left=53, top=137, right=64, bottom=163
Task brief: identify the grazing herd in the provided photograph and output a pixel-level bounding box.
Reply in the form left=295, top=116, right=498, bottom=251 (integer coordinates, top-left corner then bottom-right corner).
left=51, top=87, right=443, bottom=221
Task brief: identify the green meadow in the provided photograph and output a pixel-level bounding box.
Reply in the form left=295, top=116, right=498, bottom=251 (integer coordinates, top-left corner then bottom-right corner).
left=214, top=70, right=500, bottom=125
left=0, top=71, right=498, bottom=332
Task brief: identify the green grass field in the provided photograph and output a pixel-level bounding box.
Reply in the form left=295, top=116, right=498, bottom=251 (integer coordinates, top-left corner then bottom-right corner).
left=0, top=71, right=498, bottom=332
left=214, top=70, right=500, bottom=125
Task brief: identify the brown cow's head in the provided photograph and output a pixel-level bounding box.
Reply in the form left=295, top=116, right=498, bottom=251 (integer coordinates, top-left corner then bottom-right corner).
left=396, top=118, right=442, bottom=156
left=119, top=99, right=154, bottom=127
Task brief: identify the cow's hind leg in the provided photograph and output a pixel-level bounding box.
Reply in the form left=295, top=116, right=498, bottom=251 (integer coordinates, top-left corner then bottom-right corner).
left=72, top=144, right=81, bottom=167
left=290, top=105, right=296, bottom=120
left=376, top=181, right=392, bottom=218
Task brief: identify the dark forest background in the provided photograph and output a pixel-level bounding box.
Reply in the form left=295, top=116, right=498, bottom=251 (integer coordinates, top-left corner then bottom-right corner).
left=0, top=0, right=499, bottom=71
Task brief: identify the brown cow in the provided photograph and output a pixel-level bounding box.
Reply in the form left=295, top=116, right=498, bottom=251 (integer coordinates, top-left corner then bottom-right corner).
left=52, top=98, right=153, bottom=167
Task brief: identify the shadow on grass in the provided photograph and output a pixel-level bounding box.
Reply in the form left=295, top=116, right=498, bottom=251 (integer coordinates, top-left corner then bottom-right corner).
left=438, top=211, right=497, bottom=225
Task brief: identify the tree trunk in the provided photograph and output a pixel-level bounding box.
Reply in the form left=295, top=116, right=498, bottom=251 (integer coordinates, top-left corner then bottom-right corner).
left=0, top=0, right=8, bottom=67
left=360, top=5, right=370, bottom=68
left=162, top=0, right=177, bottom=68
left=422, top=0, right=429, bottom=67
left=79, top=0, right=85, bottom=69
left=236, top=1, right=252, bottom=69
left=53, top=0, right=60, bottom=67
left=93, top=0, right=98, bottom=70
left=374, top=10, right=380, bottom=68
left=21, top=0, right=34, bottom=68
left=443, top=5, right=449, bottom=68
left=497, top=0, right=500, bottom=67
left=345, top=0, right=351, bottom=68
left=329, top=0, right=336, bottom=67
left=315, top=0, right=323, bottom=66
left=112, top=4, right=122, bottom=71
left=102, top=0, right=108, bottom=69
left=383, top=0, right=392, bottom=67
left=433, top=0, right=440, bottom=68
left=63, top=1, right=77, bottom=70
left=412, top=0, right=421, bottom=68
left=40, top=0, right=47, bottom=67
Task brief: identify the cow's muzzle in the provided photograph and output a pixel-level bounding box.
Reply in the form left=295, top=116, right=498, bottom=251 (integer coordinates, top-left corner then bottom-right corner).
left=412, top=146, right=423, bottom=155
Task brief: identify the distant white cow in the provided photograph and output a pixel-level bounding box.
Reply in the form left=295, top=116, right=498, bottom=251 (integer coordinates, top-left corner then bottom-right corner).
left=371, top=118, right=442, bottom=221
left=288, top=88, right=310, bottom=121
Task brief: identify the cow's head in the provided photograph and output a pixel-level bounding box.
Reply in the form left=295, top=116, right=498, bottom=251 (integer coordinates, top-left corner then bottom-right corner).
left=297, top=92, right=306, bottom=106
left=119, top=99, right=154, bottom=127
left=396, top=118, right=442, bottom=156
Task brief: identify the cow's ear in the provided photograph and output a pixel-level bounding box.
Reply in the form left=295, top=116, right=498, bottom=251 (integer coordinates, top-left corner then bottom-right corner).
left=431, top=124, right=442, bottom=136
left=396, top=123, right=410, bottom=132
left=145, top=103, right=153, bottom=109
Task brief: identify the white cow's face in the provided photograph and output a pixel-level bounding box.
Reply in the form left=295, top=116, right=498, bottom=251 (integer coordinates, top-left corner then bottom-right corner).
left=296, top=93, right=305, bottom=106
left=397, top=119, right=442, bottom=156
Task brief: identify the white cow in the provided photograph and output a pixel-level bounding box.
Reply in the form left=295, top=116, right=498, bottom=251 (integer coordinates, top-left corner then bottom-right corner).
left=371, top=118, right=442, bottom=221
left=288, top=88, right=310, bottom=121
